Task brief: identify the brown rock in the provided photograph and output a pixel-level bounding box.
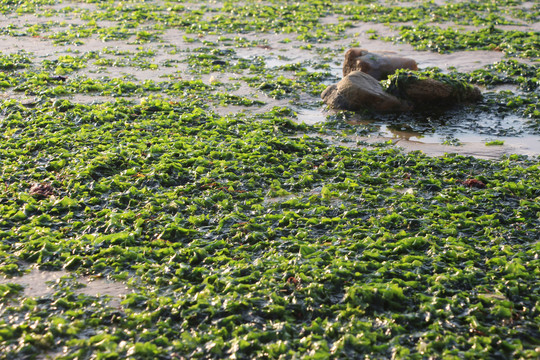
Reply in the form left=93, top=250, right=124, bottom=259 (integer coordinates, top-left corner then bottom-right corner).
left=402, top=79, right=483, bottom=107
left=343, top=48, right=418, bottom=80
left=322, top=71, right=409, bottom=112
left=404, top=79, right=453, bottom=103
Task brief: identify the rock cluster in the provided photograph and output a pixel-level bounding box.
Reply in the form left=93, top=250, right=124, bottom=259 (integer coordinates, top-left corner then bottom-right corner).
left=322, top=48, right=482, bottom=112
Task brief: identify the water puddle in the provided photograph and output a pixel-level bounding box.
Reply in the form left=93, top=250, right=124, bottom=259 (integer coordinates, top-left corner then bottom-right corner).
left=295, top=104, right=540, bottom=158
left=297, top=108, right=330, bottom=125
left=0, top=268, right=132, bottom=307
left=389, top=137, right=535, bottom=159
left=385, top=127, right=540, bottom=154
left=302, top=131, right=535, bottom=160
left=352, top=110, right=540, bottom=157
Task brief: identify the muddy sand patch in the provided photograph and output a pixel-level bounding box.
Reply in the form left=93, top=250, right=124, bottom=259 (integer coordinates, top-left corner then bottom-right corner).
left=0, top=268, right=133, bottom=307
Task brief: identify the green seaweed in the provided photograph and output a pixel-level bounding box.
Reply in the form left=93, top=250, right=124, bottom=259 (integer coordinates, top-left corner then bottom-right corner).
left=0, top=1, right=539, bottom=359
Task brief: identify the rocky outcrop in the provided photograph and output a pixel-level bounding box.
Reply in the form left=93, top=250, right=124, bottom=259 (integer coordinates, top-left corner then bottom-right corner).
left=323, top=49, right=483, bottom=112
left=343, top=48, right=418, bottom=80
left=321, top=71, right=409, bottom=112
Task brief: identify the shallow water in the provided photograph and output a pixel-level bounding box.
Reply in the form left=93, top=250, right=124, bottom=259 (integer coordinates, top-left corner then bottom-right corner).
left=379, top=125, right=540, bottom=155
left=297, top=107, right=540, bottom=158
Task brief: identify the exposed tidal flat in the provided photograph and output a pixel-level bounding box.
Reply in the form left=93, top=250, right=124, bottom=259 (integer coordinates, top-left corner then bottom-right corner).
left=0, top=1, right=539, bottom=359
